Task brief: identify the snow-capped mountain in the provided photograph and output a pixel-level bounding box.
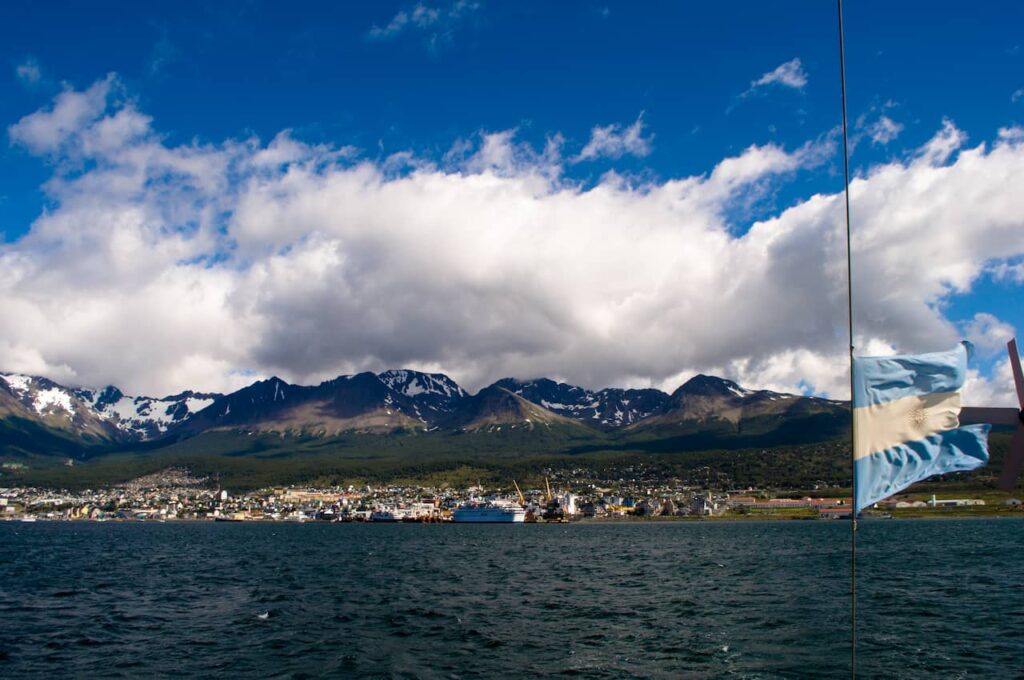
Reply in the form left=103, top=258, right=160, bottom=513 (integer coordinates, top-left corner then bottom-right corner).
left=493, top=377, right=668, bottom=429
left=78, top=386, right=220, bottom=439
left=377, top=370, right=467, bottom=423
left=181, top=370, right=472, bottom=435
left=1, top=368, right=848, bottom=457
left=378, top=370, right=465, bottom=400
left=0, top=373, right=221, bottom=441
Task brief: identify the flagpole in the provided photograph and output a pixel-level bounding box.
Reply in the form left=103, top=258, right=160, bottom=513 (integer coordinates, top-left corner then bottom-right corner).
left=835, top=1, right=857, bottom=678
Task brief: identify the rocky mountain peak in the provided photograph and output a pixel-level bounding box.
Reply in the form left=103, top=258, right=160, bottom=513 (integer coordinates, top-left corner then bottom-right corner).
left=675, top=374, right=749, bottom=398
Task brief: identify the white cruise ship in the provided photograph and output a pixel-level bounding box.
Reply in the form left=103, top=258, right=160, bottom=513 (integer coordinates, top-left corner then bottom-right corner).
left=369, top=507, right=408, bottom=522
left=452, top=499, right=526, bottom=523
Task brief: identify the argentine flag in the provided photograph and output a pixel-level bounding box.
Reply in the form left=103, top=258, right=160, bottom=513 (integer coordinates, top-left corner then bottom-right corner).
left=853, top=342, right=990, bottom=514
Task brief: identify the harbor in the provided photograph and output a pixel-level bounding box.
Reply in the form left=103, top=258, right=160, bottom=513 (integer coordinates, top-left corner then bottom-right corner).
left=3, top=466, right=1014, bottom=524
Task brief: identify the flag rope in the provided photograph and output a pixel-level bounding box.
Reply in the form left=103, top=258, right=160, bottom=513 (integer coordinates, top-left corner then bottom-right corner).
left=835, top=1, right=857, bottom=677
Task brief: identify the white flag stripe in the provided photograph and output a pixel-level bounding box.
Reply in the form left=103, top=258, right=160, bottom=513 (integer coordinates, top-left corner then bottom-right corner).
left=853, top=390, right=962, bottom=461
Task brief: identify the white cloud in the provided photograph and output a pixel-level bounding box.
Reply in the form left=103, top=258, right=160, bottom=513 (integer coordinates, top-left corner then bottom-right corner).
left=1012, top=88, right=1024, bottom=103
left=963, top=313, right=1016, bottom=357
left=998, top=125, right=1024, bottom=142
left=8, top=74, right=117, bottom=154
left=865, top=115, right=903, bottom=145
left=367, top=1, right=479, bottom=50
left=369, top=4, right=440, bottom=39
left=441, top=129, right=563, bottom=179
left=3, top=77, right=1024, bottom=401
left=574, top=113, right=653, bottom=162
left=990, top=259, right=1024, bottom=284
left=745, top=58, right=808, bottom=96
left=963, top=359, right=1021, bottom=408
left=915, top=118, right=966, bottom=165
left=15, top=57, right=42, bottom=86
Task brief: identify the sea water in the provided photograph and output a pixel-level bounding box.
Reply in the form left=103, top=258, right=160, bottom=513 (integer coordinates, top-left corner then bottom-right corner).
left=1, top=519, right=1021, bottom=678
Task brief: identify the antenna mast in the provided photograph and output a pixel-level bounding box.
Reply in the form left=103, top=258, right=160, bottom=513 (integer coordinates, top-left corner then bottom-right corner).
left=836, top=1, right=857, bottom=678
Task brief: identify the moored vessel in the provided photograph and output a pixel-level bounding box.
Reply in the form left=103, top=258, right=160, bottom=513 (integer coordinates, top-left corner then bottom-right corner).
left=369, top=507, right=408, bottom=522
left=452, top=499, right=526, bottom=523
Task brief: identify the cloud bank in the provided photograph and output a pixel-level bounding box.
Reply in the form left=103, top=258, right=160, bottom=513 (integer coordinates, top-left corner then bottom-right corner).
left=3, top=76, right=1023, bottom=404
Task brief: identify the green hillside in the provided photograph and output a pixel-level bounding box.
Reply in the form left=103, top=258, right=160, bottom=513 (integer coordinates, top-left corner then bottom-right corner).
left=3, top=410, right=1017, bottom=496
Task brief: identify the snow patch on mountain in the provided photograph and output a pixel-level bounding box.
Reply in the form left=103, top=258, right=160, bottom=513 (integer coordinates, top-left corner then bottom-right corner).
left=378, top=370, right=466, bottom=399
left=495, top=377, right=669, bottom=429
left=1, top=373, right=221, bottom=438
left=187, top=397, right=215, bottom=413
left=35, top=386, right=76, bottom=418
left=3, top=374, right=76, bottom=419
left=1, top=374, right=33, bottom=394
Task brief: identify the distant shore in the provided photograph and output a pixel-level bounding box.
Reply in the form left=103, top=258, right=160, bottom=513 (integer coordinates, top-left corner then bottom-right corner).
left=5, top=511, right=1022, bottom=524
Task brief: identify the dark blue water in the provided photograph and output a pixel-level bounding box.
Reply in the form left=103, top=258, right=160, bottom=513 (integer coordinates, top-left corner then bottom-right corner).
left=1, top=519, right=1022, bottom=678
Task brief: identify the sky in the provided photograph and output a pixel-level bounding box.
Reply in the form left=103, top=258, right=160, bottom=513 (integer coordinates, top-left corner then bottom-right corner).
left=1, top=0, right=1023, bottom=404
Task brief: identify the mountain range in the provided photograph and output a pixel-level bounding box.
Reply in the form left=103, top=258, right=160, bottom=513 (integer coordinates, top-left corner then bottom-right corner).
left=0, top=368, right=848, bottom=461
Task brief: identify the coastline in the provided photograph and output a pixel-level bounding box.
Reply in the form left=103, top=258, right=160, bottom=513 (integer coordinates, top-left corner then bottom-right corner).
left=5, top=511, right=1022, bottom=524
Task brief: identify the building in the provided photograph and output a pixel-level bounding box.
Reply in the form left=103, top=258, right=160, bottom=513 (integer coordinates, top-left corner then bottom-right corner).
left=691, top=496, right=717, bottom=516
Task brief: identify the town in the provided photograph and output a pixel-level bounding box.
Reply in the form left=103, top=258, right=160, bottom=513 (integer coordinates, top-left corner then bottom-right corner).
left=3, top=465, right=1009, bottom=523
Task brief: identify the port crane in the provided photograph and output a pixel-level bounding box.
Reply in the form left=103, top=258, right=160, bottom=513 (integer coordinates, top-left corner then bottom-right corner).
left=512, top=479, right=526, bottom=507
left=542, top=476, right=566, bottom=522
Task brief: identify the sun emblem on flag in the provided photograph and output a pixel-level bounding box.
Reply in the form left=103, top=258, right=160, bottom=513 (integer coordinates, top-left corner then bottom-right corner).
left=909, top=408, right=928, bottom=427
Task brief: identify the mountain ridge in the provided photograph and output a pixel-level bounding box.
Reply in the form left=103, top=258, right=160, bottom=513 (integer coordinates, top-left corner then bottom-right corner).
left=0, top=369, right=848, bottom=461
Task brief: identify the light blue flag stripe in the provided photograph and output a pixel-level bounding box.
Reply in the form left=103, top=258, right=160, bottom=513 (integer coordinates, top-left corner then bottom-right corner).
left=854, top=425, right=990, bottom=513
left=853, top=343, right=970, bottom=407
left=852, top=342, right=990, bottom=513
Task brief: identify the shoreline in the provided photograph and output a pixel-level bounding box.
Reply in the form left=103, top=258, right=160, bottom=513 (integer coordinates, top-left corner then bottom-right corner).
left=5, top=512, right=1022, bottom=524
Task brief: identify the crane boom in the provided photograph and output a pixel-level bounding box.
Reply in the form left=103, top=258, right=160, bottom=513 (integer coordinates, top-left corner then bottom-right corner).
left=512, top=480, right=526, bottom=506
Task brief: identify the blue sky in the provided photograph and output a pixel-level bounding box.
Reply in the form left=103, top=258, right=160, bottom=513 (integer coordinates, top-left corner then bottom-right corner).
left=3, top=0, right=1019, bottom=213
left=1, top=1, right=1023, bottom=399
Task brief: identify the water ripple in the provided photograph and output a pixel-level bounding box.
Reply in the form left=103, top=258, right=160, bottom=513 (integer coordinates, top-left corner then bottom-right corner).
left=1, top=519, right=1022, bottom=678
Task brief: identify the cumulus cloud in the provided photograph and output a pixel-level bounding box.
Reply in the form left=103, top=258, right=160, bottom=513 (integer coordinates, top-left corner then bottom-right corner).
left=574, top=113, right=653, bottom=162
left=367, top=0, right=479, bottom=51
left=3, top=76, right=1024, bottom=401
left=8, top=74, right=118, bottom=154
left=744, top=58, right=808, bottom=97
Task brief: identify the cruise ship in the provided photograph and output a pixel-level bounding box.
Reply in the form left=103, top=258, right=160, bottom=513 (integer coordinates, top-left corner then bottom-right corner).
left=452, top=499, right=526, bottom=523
left=369, top=507, right=408, bottom=522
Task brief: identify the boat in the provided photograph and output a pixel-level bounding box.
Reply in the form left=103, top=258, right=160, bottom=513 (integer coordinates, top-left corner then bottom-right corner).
left=540, top=476, right=575, bottom=522
left=452, top=499, right=526, bottom=523
left=369, top=507, right=408, bottom=522
left=541, top=496, right=567, bottom=522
